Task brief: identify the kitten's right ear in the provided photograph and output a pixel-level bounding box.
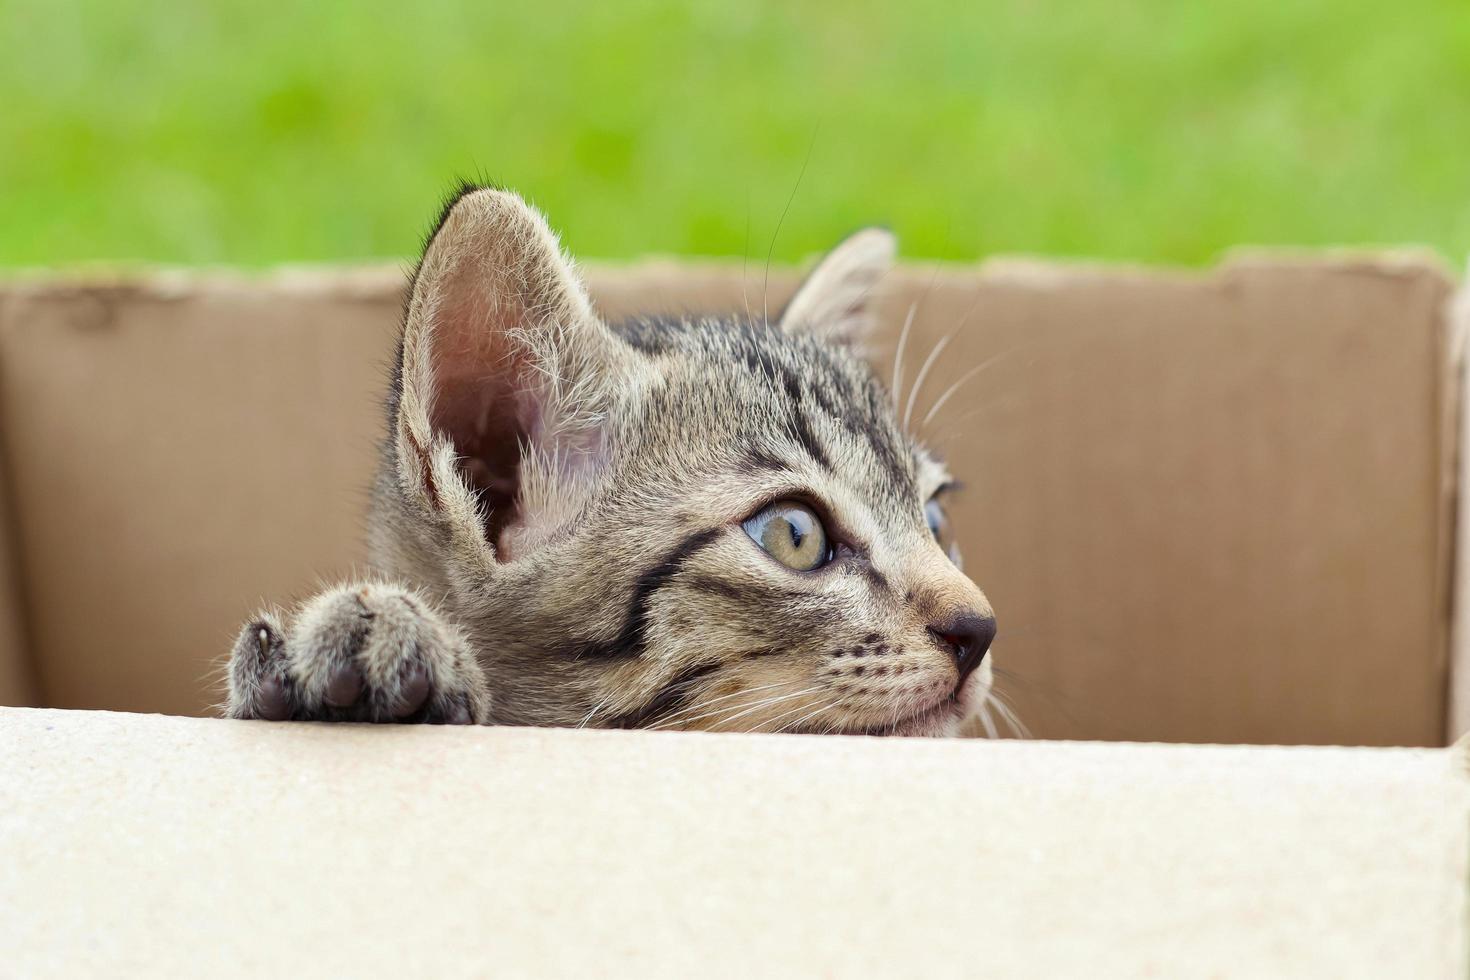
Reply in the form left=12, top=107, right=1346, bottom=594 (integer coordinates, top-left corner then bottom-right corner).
left=779, top=227, right=896, bottom=346
left=393, top=185, right=628, bottom=562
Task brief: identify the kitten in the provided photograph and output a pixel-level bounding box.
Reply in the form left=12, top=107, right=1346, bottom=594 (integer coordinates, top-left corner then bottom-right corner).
left=225, top=186, right=996, bottom=736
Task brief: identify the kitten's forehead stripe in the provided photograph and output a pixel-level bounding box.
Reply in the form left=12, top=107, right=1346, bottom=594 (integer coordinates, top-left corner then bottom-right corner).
left=614, top=314, right=923, bottom=514
left=782, top=381, right=835, bottom=473
left=743, top=448, right=793, bottom=474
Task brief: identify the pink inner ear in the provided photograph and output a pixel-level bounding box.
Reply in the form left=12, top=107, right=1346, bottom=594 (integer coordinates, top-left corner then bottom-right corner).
left=408, top=188, right=613, bottom=559
left=428, top=292, right=539, bottom=557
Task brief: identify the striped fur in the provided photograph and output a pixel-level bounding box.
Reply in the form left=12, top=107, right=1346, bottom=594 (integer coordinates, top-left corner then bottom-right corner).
left=226, top=186, right=994, bottom=736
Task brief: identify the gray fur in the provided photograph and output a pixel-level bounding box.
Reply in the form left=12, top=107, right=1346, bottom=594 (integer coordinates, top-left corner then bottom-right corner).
left=226, top=187, right=995, bottom=736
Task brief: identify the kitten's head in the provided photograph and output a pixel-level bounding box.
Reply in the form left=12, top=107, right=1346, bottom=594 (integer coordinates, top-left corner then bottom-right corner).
left=374, top=185, right=995, bottom=736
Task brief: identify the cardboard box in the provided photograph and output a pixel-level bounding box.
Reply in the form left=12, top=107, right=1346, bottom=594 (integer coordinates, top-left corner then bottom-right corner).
left=1, top=707, right=1465, bottom=977
left=3, top=258, right=1468, bottom=975
left=0, top=256, right=1460, bottom=745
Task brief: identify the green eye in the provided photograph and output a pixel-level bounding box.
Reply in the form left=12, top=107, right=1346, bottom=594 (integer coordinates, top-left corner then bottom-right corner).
left=743, top=500, right=831, bottom=571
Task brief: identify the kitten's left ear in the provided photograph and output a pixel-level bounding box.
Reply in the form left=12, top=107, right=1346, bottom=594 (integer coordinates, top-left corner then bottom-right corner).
left=393, top=185, right=631, bottom=563
left=779, top=228, right=896, bottom=345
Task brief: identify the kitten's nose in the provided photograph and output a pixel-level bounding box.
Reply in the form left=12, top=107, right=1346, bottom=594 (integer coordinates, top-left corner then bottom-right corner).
left=928, top=612, right=997, bottom=688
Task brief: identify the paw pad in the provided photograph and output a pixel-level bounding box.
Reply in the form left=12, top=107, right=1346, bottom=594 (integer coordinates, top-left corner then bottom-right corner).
left=226, top=585, right=490, bottom=725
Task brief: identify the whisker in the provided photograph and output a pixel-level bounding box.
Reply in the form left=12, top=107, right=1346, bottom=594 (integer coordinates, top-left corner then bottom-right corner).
left=891, top=301, right=918, bottom=410
left=998, top=707, right=1030, bottom=741
left=763, top=126, right=819, bottom=330
left=977, top=698, right=1000, bottom=739
left=903, top=334, right=951, bottom=433
left=919, top=351, right=1009, bottom=431
left=885, top=265, right=945, bottom=409
left=741, top=192, right=753, bottom=326
left=988, top=689, right=1031, bottom=739
left=988, top=665, right=1092, bottom=731
left=923, top=403, right=1001, bottom=447
left=708, top=686, right=827, bottom=731
left=755, top=700, right=819, bottom=735
left=769, top=698, right=838, bottom=735
left=577, top=691, right=618, bottom=729
left=904, top=283, right=995, bottom=434
left=655, top=685, right=823, bottom=732
left=994, top=687, right=1036, bottom=739
left=784, top=705, right=838, bottom=735
left=923, top=382, right=1040, bottom=448
left=678, top=679, right=791, bottom=712
left=643, top=680, right=793, bottom=729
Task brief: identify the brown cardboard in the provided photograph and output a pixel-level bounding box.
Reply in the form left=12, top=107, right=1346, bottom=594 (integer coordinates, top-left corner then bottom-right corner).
left=0, top=271, right=402, bottom=717
left=0, top=420, right=35, bottom=708
left=0, top=257, right=1455, bottom=745
left=0, top=290, right=40, bottom=706
left=1448, top=273, right=1470, bottom=742
left=1, top=707, right=1464, bottom=977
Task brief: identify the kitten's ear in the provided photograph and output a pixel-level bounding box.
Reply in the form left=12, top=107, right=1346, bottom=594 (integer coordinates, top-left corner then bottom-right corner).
left=779, top=228, right=896, bottom=345
left=394, top=186, right=629, bottom=561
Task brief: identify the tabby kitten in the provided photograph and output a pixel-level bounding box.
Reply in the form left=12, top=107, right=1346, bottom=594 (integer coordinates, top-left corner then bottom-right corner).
left=225, top=186, right=996, bottom=736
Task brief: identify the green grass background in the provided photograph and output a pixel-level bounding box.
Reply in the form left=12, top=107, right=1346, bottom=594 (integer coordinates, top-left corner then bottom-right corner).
left=4, top=0, right=1468, bottom=267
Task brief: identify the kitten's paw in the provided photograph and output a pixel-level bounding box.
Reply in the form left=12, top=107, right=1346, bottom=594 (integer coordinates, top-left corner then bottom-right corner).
left=226, top=583, right=490, bottom=724
left=225, top=614, right=294, bottom=721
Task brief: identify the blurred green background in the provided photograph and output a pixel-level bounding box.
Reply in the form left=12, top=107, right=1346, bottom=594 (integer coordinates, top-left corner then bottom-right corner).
left=3, top=0, right=1468, bottom=267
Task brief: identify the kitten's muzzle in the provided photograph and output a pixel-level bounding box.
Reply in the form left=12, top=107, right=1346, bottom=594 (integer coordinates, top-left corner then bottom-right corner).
left=929, top=612, right=996, bottom=689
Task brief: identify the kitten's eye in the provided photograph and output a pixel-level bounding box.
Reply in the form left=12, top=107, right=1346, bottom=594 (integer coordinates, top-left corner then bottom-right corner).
left=925, top=498, right=947, bottom=542
left=743, top=500, right=831, bottom=571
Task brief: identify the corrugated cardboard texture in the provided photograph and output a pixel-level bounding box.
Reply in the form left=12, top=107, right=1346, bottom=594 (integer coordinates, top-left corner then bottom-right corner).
left=0, top=259, right=1453, bottom=744
left=1, top=708, right=1464, bottom=978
